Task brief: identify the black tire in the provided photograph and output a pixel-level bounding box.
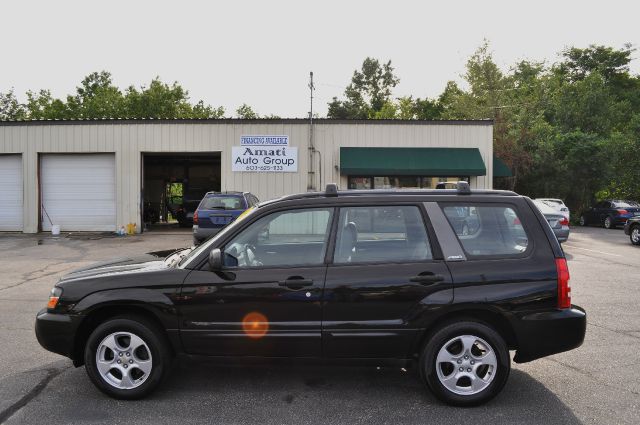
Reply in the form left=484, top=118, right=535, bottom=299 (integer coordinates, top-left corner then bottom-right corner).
left=420, top=320, right=510, bottom=407
left=604, top=216, right=614, bottom=229
left=84, top=316, right=171, bottom=399
left=579, top=215, right=587, bottom=226
left=630, top=225, right=640, bottom=246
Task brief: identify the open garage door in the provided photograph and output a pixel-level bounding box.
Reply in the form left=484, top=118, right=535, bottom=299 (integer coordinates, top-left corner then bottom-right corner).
left=142, top=152, right=221, bottom=230
left=0, top=155, right=23, bottom=231
left=41, top=154, right=116, bottom=232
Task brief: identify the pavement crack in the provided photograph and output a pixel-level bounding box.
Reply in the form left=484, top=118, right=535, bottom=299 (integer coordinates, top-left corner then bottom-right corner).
left=0, top=366, right=67, bottom=424
left=545, top=357, right=640, bottom=396
left=587, top=321, right=640, bottom=341
left=0, top=262, right=72, bottom=293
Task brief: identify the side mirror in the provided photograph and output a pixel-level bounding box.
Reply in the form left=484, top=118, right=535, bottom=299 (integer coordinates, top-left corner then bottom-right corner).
left=208, top=248, right=223, bottom=271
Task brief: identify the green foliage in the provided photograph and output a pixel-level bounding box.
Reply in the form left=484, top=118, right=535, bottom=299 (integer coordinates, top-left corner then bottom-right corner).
left=1, top=71, right=225, bottom=120
left=0, top=89, right=27, bottom=120
left=327, top=58, right=400, bottom=119
left=236, top=104, right=259, bottom=119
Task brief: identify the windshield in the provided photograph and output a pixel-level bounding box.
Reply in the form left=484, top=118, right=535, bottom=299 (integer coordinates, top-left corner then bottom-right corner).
left=178, top=206, right=259, bottom=268
left=199, top=195, right=245, bottom=210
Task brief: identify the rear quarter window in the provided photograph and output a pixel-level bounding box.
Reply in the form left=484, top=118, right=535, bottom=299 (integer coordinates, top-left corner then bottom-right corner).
left=440, top=204, right=531, bottom=258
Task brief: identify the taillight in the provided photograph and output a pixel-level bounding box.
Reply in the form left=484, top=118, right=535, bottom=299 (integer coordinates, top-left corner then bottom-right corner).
left=617, top=209, right=628, bottom=215
left=193, top=210, right=198, bottom=225
left=559, top=217, right=569, bottom=226
left=556, top=258, right=571, bottom=309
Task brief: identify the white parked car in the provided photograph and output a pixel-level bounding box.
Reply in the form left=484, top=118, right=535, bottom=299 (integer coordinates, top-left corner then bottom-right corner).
left=536, top=198, right=570, bottom=220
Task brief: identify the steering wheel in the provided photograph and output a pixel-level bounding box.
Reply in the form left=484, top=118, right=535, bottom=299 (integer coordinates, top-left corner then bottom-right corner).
left=240, top=243, right=262, bottom=267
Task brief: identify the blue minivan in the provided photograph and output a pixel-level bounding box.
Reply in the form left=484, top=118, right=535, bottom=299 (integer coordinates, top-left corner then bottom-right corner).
left=192, top=192, right=259, bottom=244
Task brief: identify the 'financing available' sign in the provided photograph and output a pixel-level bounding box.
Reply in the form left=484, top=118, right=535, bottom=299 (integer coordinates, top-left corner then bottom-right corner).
left=232, top=135, right=298, bottom=172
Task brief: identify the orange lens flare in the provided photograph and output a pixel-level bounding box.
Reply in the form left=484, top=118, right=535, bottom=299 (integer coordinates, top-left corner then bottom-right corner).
left=241, top=312, right=269, bottom=339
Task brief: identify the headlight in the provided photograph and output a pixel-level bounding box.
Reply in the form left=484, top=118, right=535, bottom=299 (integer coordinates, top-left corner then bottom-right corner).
left=47, top=287, right=62, bottom=310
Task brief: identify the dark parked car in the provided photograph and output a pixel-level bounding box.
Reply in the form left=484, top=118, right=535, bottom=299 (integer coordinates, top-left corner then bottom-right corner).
left=624, top=216, right=640, bottom=245
left=36, top=183, right=586, bottom=406
left=192, top=191, right=259, bottom=245
left=579, top=200, right=640, bottom=229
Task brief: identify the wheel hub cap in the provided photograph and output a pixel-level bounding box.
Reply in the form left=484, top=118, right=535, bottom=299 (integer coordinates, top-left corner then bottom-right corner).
left=435, top=335, right=497, bottom=396
left=96, top=331, right=153, bottom=390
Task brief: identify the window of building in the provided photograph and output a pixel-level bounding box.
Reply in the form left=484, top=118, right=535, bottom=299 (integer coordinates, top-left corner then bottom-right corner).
left=348, top=176, right=469, bottom=190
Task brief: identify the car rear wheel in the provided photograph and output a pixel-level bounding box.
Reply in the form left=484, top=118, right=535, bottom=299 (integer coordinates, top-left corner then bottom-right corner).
left=604, top=216, right=614, bottom=229
left=631, top=225, right=640, bottom=245
left=579, top=215, right=587, bottom=226
left=84, top=316, right=171, bottom=399
left=420, top=321, right=510, bottom=406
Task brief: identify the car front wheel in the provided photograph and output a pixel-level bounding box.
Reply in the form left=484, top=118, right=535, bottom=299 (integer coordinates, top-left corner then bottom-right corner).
left=420, top=321, right=510, bottom=406
left=631, top=225, right=640, bottom=246
left=84, top=316, right=171, bottom=399
left=579, top=215, right=587, bottom=226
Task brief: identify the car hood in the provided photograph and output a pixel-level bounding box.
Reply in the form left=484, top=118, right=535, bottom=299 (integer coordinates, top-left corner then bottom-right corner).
left=58, top=253, right=170, bottom=284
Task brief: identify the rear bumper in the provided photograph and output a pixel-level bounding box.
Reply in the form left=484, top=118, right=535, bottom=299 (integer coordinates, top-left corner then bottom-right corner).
left=512, top=306, right=586, bottom=363
left=192, top=226, right=222, bottom=242
left=35, top=308, right=80, bottom=360
left=554, top=228, right=570, bottom=243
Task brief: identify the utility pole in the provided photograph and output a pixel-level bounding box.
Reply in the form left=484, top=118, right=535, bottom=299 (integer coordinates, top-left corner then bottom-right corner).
left=307, top=71, right=315, bottom=191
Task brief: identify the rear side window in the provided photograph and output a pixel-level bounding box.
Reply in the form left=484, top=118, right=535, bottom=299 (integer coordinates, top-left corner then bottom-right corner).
left=441, top=204, right=529, bottom=258
left=334, top=206, right=432, bottom=263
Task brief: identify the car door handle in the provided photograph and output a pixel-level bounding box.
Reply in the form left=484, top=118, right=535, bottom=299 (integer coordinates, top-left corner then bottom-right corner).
left=278, top=277, right=313, bottom=288
left=410, top=273, right=445, bottom=284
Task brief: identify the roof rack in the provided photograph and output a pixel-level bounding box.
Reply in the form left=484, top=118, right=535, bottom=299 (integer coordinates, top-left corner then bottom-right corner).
left=325, top=183, right=339, bottom=197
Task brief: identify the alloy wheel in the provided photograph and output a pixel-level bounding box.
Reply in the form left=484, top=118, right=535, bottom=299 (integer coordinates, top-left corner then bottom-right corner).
left=435, top=335, right=497, bottom=396
left=96, top=331, right=153, bottom=390
left=632, top=227, right=640, bottom=244
left=604, top=217, right=612, bottom=229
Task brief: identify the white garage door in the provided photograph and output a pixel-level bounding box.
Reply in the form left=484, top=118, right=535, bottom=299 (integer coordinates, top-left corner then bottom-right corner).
left=0, top=155, right=23, bottom=231
left=41, top=154, right=116, bottom=231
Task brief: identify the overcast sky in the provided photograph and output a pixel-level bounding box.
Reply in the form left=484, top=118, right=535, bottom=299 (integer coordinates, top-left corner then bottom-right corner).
left=1, top=0, right=638, bottom=118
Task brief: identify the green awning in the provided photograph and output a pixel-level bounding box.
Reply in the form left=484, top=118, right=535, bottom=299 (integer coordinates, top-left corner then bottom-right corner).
left=339, top=147, right=487, bottom=176
left=493, top=156, right=513, bottom=177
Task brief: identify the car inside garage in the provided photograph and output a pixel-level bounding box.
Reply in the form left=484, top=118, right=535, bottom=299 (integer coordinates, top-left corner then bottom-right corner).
left=0, top=154, right=23, bottom=231
left=142, top=152, right=221, bottom=228
left=40, top=153, right=116, bottom=232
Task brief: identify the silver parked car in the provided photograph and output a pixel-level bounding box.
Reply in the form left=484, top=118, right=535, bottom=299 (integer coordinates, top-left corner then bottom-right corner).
left=536, top=198, right=570, bottom=220
left=533, top=200, right=570, bottom=243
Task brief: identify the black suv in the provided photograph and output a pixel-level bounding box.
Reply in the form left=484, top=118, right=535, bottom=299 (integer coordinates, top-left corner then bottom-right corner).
left=36, top=183, right=586, bottom=406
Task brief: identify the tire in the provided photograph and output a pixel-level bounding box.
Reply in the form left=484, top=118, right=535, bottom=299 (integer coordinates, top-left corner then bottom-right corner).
left=631, top=225, right=640, bottom=246
left=604, top=216, right=614, bottom=229
left=420, top=321, right=510, bottom=407
left=579, top=215, right=587, bottom=226
left=84, top=316, right=171, bottom=399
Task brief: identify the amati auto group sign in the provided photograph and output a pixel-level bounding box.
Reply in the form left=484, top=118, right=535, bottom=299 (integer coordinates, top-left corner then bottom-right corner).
left=232, top=135, right=298, bottom=172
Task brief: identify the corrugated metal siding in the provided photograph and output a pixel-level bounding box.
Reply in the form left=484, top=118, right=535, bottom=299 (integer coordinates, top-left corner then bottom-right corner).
left=0, top=121, right=492, bottom=233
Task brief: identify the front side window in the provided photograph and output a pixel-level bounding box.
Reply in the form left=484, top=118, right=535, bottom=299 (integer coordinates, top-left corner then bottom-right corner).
left=223, top=208, right=333, bottom=268
left=334, top=206, right=432, bottom=264
left=441, top=204, right=529, bottom=258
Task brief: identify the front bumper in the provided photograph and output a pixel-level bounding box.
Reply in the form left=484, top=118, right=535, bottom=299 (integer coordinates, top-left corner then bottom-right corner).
left=512, top=306, right=586, bottom=363
left=35, top=308, right=80, bottom=360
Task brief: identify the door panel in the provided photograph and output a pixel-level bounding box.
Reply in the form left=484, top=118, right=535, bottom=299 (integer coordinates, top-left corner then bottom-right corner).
left=322, top=204, right=453, bottom=359
left=179, top=266, right=325, bottom=357
left=323, top=262, right=453, bottom=358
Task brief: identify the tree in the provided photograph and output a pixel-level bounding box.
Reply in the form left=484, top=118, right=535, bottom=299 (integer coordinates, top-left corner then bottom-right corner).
left=0, top=89, right=26, bottom=120
left=236, top=104, right=258, bottom=119
left=327, top=58, right=399, bottom=119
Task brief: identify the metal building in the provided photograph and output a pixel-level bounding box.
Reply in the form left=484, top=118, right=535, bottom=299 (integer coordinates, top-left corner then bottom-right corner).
left=0, top=119, right=499, bottom=233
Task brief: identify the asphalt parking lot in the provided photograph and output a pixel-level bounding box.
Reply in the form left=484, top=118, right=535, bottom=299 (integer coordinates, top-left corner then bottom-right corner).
left=0, top=226, right=638, bottom=424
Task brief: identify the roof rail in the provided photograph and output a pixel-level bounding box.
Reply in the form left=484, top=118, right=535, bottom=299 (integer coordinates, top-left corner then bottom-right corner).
left=456, top=181, right=471, bottom=194
left=325, top=183, right=339, bottom=197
